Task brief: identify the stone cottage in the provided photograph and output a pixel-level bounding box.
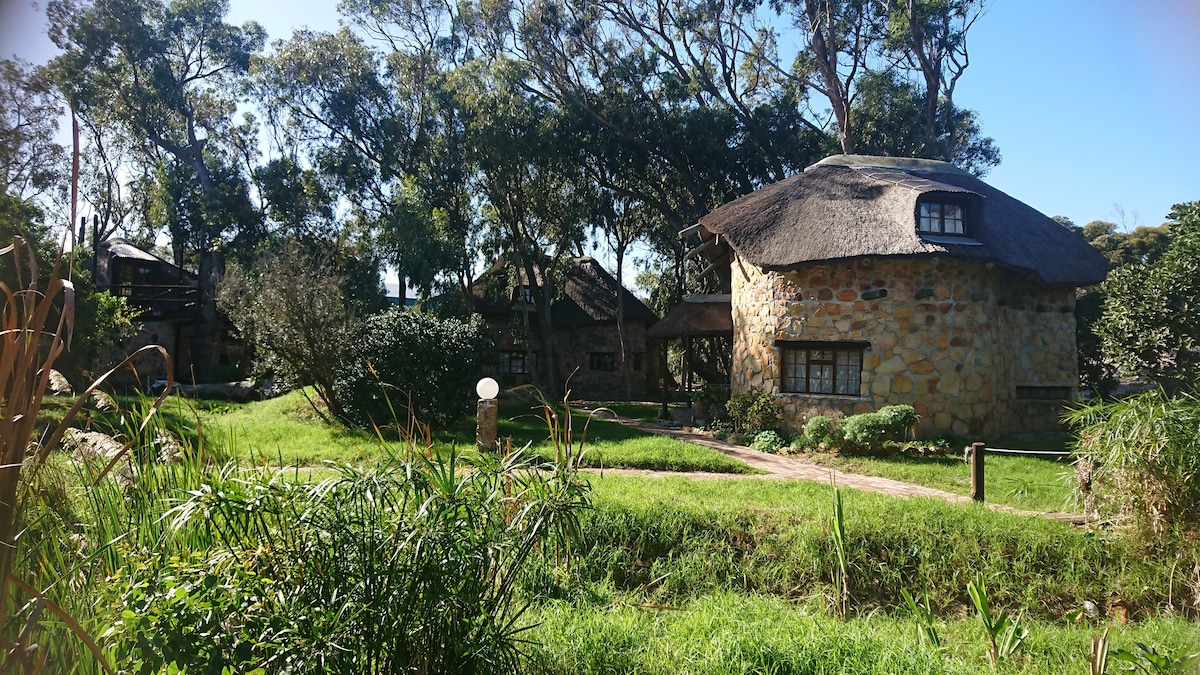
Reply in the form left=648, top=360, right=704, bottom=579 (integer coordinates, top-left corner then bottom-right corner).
left=691, top=154, right=1108, bottom=435
left=470, top=256, right=660, bottom=400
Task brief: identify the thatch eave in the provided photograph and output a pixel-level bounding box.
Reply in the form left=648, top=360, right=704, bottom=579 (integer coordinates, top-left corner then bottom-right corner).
left=699, top=155, right=1109, bottom=288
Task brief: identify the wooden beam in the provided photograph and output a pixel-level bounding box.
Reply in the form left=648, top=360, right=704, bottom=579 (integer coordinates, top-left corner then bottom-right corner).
left=697, top=250, right=730, bottom=279
left=678, top=223, right=702, bottom=238
left=683, top=239, right=710, bottom=261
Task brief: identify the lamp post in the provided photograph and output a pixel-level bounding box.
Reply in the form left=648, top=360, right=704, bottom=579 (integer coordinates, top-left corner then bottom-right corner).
left=476, top=377, right=500, bottom=452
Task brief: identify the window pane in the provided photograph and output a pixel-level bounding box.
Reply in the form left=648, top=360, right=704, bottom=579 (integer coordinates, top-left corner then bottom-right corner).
left=944, top=204, right=964, bottom=234
left=810, top=364, right=833, bottom=393
left=919, top=203, right=934, bottom=232
left=811, top=349, right=832, bottom=362
left=835, top=350, right=861, bottom=395
left=782, top=349, right=804, bottom=392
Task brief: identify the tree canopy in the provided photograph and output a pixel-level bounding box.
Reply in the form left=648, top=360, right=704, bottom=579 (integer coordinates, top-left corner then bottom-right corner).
left=1096, top=202, right=1200, bottom=393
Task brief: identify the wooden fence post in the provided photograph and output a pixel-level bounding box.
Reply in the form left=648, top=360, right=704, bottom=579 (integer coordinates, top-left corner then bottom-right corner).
left=971, top=441, right=985, bottom=502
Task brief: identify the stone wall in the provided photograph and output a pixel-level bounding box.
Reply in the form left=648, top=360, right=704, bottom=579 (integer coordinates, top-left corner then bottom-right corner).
left=730, top=255, right=1078, bottom=435
left=94, top=320, right=181, bottom=390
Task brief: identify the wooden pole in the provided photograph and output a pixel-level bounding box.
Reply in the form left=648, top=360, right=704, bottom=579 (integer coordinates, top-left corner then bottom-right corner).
left=971, top=442, right=985, bottom=502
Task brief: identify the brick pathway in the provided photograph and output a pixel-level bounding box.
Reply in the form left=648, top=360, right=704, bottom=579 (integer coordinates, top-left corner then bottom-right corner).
left=580, top=408, right=1089, bottom=525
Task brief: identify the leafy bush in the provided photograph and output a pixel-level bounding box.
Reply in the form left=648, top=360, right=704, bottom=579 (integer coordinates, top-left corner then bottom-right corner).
left=1067, top=389, right=1200, bottom=541
left=336, top=307, right=494, bottom=429
left=802, top=416, right=834, bottom=446
left=725, top=389, right=781, bottom=435
left=838, top=405, right=918, bottom=450
left=750, top=430, right=787, bottom=453
left=218, top=242, right=357, bottom=420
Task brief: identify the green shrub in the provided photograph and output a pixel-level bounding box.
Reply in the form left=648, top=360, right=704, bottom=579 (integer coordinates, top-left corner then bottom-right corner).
left=878, top=405, right=919, bottom=434
left=725, top=389, right=781, bottom=435
left=750, top=430, right=787, bottom=453
left=803, top=415, right=834, bottom=446
left=335, top=307, right=494, bottom=429
left=838, top=405, right=918, bottom=450
left=1067, top=389, right=1200, bottom=541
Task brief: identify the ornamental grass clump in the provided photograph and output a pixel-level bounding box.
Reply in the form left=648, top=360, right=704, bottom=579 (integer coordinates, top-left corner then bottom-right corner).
left=1067, top=389, right=1200, bottom=542
left=98, top=394, right=592, bottom=674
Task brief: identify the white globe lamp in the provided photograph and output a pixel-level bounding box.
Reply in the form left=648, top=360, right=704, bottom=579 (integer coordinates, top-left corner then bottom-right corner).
left=476, top=377, right=500, bottom=400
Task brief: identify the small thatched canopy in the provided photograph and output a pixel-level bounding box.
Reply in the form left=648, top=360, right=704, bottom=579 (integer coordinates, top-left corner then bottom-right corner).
left=697, top=155, right=1108, bottom=286
left=470, top=256, right=658, bottom=326
left=646, top=294, right=733, bottom=339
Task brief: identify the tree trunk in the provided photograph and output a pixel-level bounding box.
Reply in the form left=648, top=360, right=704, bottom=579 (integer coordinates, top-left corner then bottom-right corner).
left=522, top=257, right=561, bottom=400
left=520, top=284, right=535, bottom=388
left=194, top=248, right=223, bottom=383
left=615, top=243, right=633, bottom=401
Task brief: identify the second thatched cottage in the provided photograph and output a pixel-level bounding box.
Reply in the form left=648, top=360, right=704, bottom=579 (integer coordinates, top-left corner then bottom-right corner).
left=688, top=154, right=1108, bottom=435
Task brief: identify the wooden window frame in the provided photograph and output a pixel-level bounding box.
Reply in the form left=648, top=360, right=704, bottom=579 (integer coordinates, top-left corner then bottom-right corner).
left=917, top=196, right=973, bottom=236
left=499, top=350, right=533, bottom=375
left=777, top=341, right=868, bottom=396
left=589, top=352, right=617, bottom=372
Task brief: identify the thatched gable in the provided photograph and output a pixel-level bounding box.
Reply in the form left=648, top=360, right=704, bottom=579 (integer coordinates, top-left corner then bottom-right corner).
left=469, top=256, right=658, bottom=326
left=698, top=155, right=1108, bottom=286
left=646, top=294, right=733, bottom=339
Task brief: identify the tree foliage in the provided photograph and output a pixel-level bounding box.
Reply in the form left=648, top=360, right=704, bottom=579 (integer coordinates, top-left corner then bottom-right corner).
left=216, top=242, right=356, bottom=419
left=0, top=59, right=67, bottom=202
left=1096, top=202, right=1200, bottom=392
left=49, top=0, right=267, bottom=258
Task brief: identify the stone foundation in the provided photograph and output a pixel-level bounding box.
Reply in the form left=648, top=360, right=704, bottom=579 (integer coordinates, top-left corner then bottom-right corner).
left=731, top=256, right=1078, bottom=435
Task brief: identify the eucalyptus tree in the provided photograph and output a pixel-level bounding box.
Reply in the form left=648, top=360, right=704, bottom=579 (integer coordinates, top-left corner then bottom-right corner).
left=452, top=56, right=594, bottom=398
left=880, top=0, right=983, bottom=159
left=0, top=59, right=68, bottom=205
left=252, top=25, right=479, bottom=298
left=48, top=0, right=267, bottom=253
left=48, top=0, right=267, bottom=370
left=849, top=68, right=997, bottom=175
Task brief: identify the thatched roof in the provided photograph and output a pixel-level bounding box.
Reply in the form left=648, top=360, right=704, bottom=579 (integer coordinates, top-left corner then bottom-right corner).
left=470, top=256, right=658, bottom=326
left=646, top=294, right=733, bottom=339
left=697, top=155, right=1108, bottom=286
left=97, top=237, right=195, bottom=276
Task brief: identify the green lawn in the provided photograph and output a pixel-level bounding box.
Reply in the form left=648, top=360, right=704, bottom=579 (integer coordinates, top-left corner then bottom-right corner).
left=567, top=400, right=1081, bottom=512
left=529, top=593, right=1198, bottom=675
left=170, top=391, right=755, bottom=473
left=441, top=397, right=756, bottom=473
left=804, top=451, right=1078, bottom=512
left=523, top=474, right=1198, bottom=674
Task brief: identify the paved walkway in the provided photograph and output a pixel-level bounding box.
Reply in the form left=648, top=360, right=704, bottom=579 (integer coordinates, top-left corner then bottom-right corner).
left=580, top=408, right=1089, bottom=525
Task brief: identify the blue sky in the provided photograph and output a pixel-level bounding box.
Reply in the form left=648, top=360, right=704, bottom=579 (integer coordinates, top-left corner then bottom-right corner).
left=2, top=0, right=1197, bottom=229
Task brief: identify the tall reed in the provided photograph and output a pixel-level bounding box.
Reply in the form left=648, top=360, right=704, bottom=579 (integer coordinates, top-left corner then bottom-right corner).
left=1, top=236, right=171, bottom=672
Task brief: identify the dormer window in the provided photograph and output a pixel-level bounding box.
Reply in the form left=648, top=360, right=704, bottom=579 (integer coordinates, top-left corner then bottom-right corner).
left=918, top=201, right=965, bottom=235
